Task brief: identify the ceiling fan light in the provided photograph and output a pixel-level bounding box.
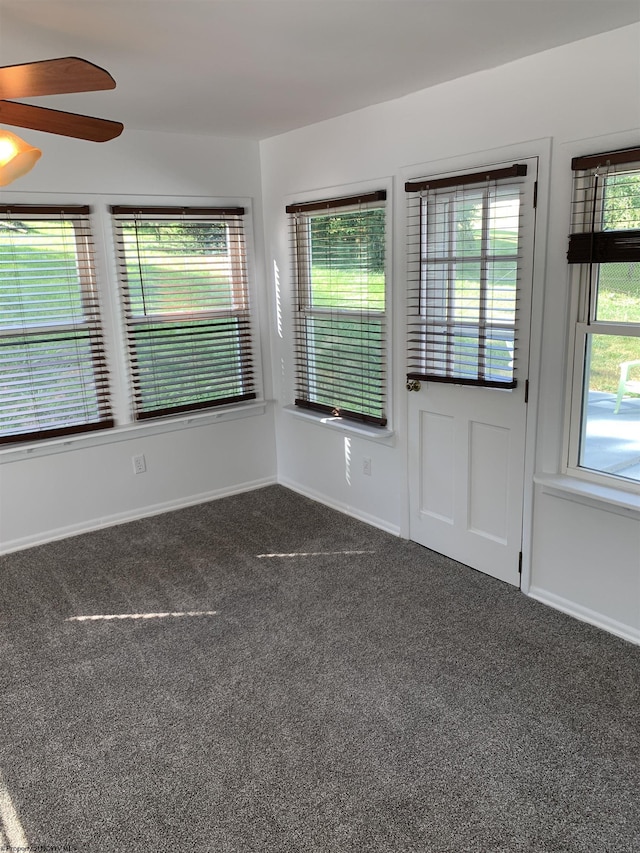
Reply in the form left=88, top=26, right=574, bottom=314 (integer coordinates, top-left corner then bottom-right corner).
left=0, top=130, right=42, bottom=186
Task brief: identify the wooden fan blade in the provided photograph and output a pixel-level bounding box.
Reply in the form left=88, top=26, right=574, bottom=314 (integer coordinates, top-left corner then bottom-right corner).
left=0, top=100, right=123, bottom=142
left=0, top=57, right=116, bottom=100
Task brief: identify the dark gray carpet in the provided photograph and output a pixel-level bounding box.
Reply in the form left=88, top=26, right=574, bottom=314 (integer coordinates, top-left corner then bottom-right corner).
left=0, top=484, right=638, bottom=852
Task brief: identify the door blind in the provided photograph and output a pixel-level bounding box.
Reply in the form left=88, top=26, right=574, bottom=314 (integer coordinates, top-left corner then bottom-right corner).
left=406, top=164, right=527, bottom=388
left=111, top=206, right=256, bottom=420
left=287, top=191, right=387, bottom=426
left=0, top=204, right=113, bottom=444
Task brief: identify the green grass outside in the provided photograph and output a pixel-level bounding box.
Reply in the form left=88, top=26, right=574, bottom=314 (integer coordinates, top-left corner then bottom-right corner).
left=0, top=235, right=237, bottom=324
left=310, top=267, right=385, bottom=310
left=589, top=264, right=640, bottom=394
left=2, top=233, right=638, bottom=398
left=0, top=244, right=85, bottom=324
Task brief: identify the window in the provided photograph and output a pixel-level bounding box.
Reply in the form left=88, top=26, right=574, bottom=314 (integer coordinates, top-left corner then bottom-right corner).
left=567, top=147, right=640, bottom=486
left=287, top=191, right=387, bottom=426
left=0, top=205, right=112, bottom=445
left=0, top=200, right=259, bottom=449
left=111, top=206, right=256, bottom=420
left=405, top=164, right=528, bottom=388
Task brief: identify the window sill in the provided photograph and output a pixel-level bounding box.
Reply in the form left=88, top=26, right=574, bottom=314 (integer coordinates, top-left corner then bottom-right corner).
left=282, top=404, right=395, bottom=444
left=534, top=473, right=640, bottom=519
left=0, top=401, right=270, bottom=463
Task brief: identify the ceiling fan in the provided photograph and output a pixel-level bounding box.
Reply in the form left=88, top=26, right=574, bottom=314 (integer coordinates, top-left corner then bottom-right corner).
left=0, top=56, right=124, bottom=186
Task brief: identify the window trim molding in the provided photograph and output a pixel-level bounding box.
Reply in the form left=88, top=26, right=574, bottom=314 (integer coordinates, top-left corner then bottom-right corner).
left=535, top=473, right=640, bottom=519
left=282, top=403, right=395, bottom=443
left=0, top=400, right=271, bottom=463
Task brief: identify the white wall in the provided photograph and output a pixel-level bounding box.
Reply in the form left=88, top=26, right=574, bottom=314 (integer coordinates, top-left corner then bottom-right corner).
left=260, top=24, right=640, bottom=642
left=0, top=129, right=277, bottom=552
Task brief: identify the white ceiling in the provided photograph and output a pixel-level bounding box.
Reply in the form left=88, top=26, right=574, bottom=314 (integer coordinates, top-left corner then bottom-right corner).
left=0, top=0, right=639, bottom=140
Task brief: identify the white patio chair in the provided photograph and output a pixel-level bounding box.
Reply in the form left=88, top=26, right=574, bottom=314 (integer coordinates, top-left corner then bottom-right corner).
left=613, top=359, right=640, bottom=414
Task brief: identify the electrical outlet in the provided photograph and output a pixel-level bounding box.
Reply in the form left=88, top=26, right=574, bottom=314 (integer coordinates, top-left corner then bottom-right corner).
left=132, top=453, right=146, bottom=474
left=363, top=456, right=372, bottom=476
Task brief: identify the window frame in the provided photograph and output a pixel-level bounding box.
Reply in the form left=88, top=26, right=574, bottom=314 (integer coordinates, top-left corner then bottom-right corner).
left=111, top=205, right=258, bottom=421
left=0, top=204, right=114, bottom=446
left=564, top=147, right=640, bottom=493
left=287, top=189, right=390, bottom=428
left=405, top=163, right=528, bottom=390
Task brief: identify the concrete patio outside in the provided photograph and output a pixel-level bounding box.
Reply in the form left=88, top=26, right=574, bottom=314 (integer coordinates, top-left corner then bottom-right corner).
left=582, top=391, right=640, bottom=482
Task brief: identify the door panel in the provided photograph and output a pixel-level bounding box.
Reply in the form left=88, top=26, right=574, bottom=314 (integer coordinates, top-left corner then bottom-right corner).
left=410, top=383, right=526, bottom=585
left=468, top=420, right=509, bottom=543
left=419, top=411, right=454, bottom=522
left=408, top=157, right=537, bottom=586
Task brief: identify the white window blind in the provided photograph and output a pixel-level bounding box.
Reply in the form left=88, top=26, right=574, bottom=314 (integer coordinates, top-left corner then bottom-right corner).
left=287, top=191, right=387, bottom=426
left=111, top=206, right=256, bottom=420
left=406, top=165, right=527, bottom=388
left=0, top=205, right=113, bottom=445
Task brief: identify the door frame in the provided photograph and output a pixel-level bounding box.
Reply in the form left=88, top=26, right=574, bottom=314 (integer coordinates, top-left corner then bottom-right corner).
left=397, top=139, right=552, bottom=592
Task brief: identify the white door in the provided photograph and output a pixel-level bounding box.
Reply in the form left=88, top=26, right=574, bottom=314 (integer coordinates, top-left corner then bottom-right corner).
left=407, top=158, right=538, bottom=587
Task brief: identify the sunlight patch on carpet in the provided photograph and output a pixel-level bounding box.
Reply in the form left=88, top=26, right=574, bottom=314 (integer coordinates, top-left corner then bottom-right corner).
left=256, top=551, right=374, bottom=558
left=65, top=610, right=219, bottom=622
left=0, top=769, right=28, bottom=850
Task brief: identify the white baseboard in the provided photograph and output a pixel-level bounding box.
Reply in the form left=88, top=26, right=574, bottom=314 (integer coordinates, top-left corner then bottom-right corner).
left=527, top=586, right=640, bottom=647
left=278, top=476, right=401, bottom=537
left=0, top=476, right=277, bottom=555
